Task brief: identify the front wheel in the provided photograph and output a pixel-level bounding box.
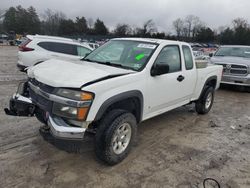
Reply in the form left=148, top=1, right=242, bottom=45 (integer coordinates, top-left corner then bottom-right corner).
left=195, top=86, right=214, bottom=114
left=94, top=110, right=137, bottom=165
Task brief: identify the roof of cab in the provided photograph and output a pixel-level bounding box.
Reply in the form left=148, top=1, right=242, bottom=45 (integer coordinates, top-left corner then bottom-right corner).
left=112, top=37, right=189, bottom=46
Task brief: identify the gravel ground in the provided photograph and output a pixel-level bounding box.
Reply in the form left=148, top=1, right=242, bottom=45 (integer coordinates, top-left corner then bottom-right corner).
left=0, top=46, right=250, bottom=188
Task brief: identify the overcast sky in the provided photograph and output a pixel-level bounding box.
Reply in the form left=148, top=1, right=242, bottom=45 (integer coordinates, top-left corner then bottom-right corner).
left=2, top=0, right=250, bottom=33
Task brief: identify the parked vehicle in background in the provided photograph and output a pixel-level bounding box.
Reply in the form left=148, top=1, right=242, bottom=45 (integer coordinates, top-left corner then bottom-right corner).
left=5, top=38, right=223, bottom=165
left=210, top=45, right=250, bottom=88
left=87, top=42, right=100, bottom=49
left=191, top=43, right=218, bottom=60
left=0, top=34, right=8, bottom=44
left=15, top=37, right=27, bottom=46
left=17, top=35, right=93, bottom=71
left=8, top=31, right=16, bottom=46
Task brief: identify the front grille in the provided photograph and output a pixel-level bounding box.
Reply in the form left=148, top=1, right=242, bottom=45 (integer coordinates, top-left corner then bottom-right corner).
left=29, top=78, right=55, bottom=94
left=28, top=79, right=55, bottom=112
left=230, top=69, right=248, bottom=75
left=218, top=63, right=248, bottom=76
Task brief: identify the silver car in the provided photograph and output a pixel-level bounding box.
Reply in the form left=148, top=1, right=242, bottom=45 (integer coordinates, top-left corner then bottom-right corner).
left=210, top=45, right=250, bottom=87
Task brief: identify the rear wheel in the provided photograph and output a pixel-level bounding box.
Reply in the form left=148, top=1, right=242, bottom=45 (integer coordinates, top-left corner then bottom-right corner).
left=95, top=109, right=137, bottom=165
left=195, top=86, right=214, bottom=114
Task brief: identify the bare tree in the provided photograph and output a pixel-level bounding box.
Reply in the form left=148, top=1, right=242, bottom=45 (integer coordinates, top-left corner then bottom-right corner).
left=87, top=17, right=94, bottom=29
left=184, top=15, right=204, bottom=39
left=114, top=24, right=132, bottom=36
left=143, top=19, right=157, bottom=34
left=41, top=9, right=66, bottom=35
left=232, top=18, right=248, bottom=29
left=173, top=18, right=184, bottom=39
left=0, top=9, right=6, bottom=19
left=135, top=19, right=157, bottom=36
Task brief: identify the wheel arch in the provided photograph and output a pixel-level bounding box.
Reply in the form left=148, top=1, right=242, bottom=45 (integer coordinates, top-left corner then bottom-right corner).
left=198, top=75, right=217, bottom=99
left=94, top=90, right=144, bottom=123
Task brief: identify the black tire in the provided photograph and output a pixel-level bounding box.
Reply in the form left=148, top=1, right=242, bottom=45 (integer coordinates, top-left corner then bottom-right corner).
left=95, top=109, right=137, bottom=165
left=195, top=86, right=214, bottom=114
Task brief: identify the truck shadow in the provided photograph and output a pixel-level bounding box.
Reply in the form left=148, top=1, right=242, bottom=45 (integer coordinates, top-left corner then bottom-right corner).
left=39, top=128, right=95, bottom=154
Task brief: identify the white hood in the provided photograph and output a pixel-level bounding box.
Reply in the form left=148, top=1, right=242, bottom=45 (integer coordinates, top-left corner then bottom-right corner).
left=27, top=59, right=135, bottom=88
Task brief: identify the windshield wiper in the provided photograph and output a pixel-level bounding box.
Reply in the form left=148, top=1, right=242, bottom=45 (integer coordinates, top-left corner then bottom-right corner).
left=105, top=62, right=122, bottom=67
left=104, top=62, right=136, bottom=71
left=83, top=58, right=94, bottom=62
left=83, top=59, right=136, bottom=71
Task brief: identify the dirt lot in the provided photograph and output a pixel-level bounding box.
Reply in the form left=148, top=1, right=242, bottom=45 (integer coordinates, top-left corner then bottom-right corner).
left=0, top=46, right=249, bottom=188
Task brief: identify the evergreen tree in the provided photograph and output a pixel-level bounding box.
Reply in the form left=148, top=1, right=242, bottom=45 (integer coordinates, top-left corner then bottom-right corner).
left=93, top=19, right=108, bottom=35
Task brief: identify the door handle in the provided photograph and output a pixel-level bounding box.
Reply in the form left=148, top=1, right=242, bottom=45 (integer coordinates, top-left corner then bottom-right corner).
left=177, top=75, right=185, bottom=82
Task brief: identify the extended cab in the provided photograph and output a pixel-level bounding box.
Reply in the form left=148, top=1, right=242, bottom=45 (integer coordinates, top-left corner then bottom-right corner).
left=5, top=38, right=223, bottom=165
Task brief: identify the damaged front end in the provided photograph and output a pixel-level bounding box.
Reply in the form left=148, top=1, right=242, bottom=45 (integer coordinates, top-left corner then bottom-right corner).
left=5, top=79, right=93, bottom=140
left=4, top=82, right=36, bottom=117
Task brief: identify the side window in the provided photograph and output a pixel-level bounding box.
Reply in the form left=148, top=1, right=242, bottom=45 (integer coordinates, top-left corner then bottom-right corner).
left=38, top=42, right=77, bottom=56
left=52, top=43, right=77, bottom=55
left=38, top=42, right=50, bottom=50
left=154, top=45, right=181, bottom=73
left=182, top=45, right=194, bottom=70
left=77, top=46, right=91, bottom=57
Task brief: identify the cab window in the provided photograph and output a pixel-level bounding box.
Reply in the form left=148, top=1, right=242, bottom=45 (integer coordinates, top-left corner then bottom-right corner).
left=154, top=45, right=181, bottom=73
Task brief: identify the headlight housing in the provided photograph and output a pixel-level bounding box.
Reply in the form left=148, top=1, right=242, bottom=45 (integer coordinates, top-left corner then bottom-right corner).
left=52, top=89, right=94, bottom=121
left=55, top=88, right=93, bottom=101
left=53, top=103, right=89, bottom=120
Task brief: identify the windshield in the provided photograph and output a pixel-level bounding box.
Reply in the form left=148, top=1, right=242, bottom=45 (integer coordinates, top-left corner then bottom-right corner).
left=215, top=46, right=250, bottom=58
left=84, top=40, right=158, bottom=71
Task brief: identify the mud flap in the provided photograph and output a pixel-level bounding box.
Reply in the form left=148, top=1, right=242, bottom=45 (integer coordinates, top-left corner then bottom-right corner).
left=4, top=81, right=36, bottom=117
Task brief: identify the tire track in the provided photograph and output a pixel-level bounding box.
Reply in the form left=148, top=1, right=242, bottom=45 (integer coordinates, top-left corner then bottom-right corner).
left=0, top=73, right=27, bottom=85
left=0, top=73, right=27, bottom=82
left=0, top=134, right=38, bottom=152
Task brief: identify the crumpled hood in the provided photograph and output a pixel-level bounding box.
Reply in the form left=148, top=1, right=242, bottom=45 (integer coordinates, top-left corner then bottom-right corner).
left=211, top=56, right=250, bottom=66
left=27, top=59, right=135, bottom=88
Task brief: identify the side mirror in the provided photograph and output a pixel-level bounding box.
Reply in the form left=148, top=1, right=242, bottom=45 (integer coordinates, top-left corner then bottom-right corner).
left=209, top=53, right=213, bottom=57
left=151, top=63, right=169, bottom=76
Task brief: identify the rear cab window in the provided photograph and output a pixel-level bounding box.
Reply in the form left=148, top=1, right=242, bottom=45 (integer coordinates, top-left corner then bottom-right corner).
left=182, top=45, right=194, bottom=70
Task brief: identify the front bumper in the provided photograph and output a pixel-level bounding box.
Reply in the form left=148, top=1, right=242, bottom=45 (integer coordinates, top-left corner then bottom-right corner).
left=48, top=116, right=86, bottom=140
left=221, top=74, right=250, bottom=86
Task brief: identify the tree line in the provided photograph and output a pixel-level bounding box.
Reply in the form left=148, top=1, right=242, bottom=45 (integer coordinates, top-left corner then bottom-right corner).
left=1, top=5, right=250, bottom=45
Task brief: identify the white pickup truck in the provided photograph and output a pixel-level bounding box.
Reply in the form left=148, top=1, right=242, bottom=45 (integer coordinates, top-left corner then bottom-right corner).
left=5, top=38, right=223, bottom=165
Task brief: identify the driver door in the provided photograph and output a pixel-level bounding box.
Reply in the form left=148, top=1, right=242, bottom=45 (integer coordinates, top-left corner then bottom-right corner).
left=146, top=45, right=188, bottom=115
